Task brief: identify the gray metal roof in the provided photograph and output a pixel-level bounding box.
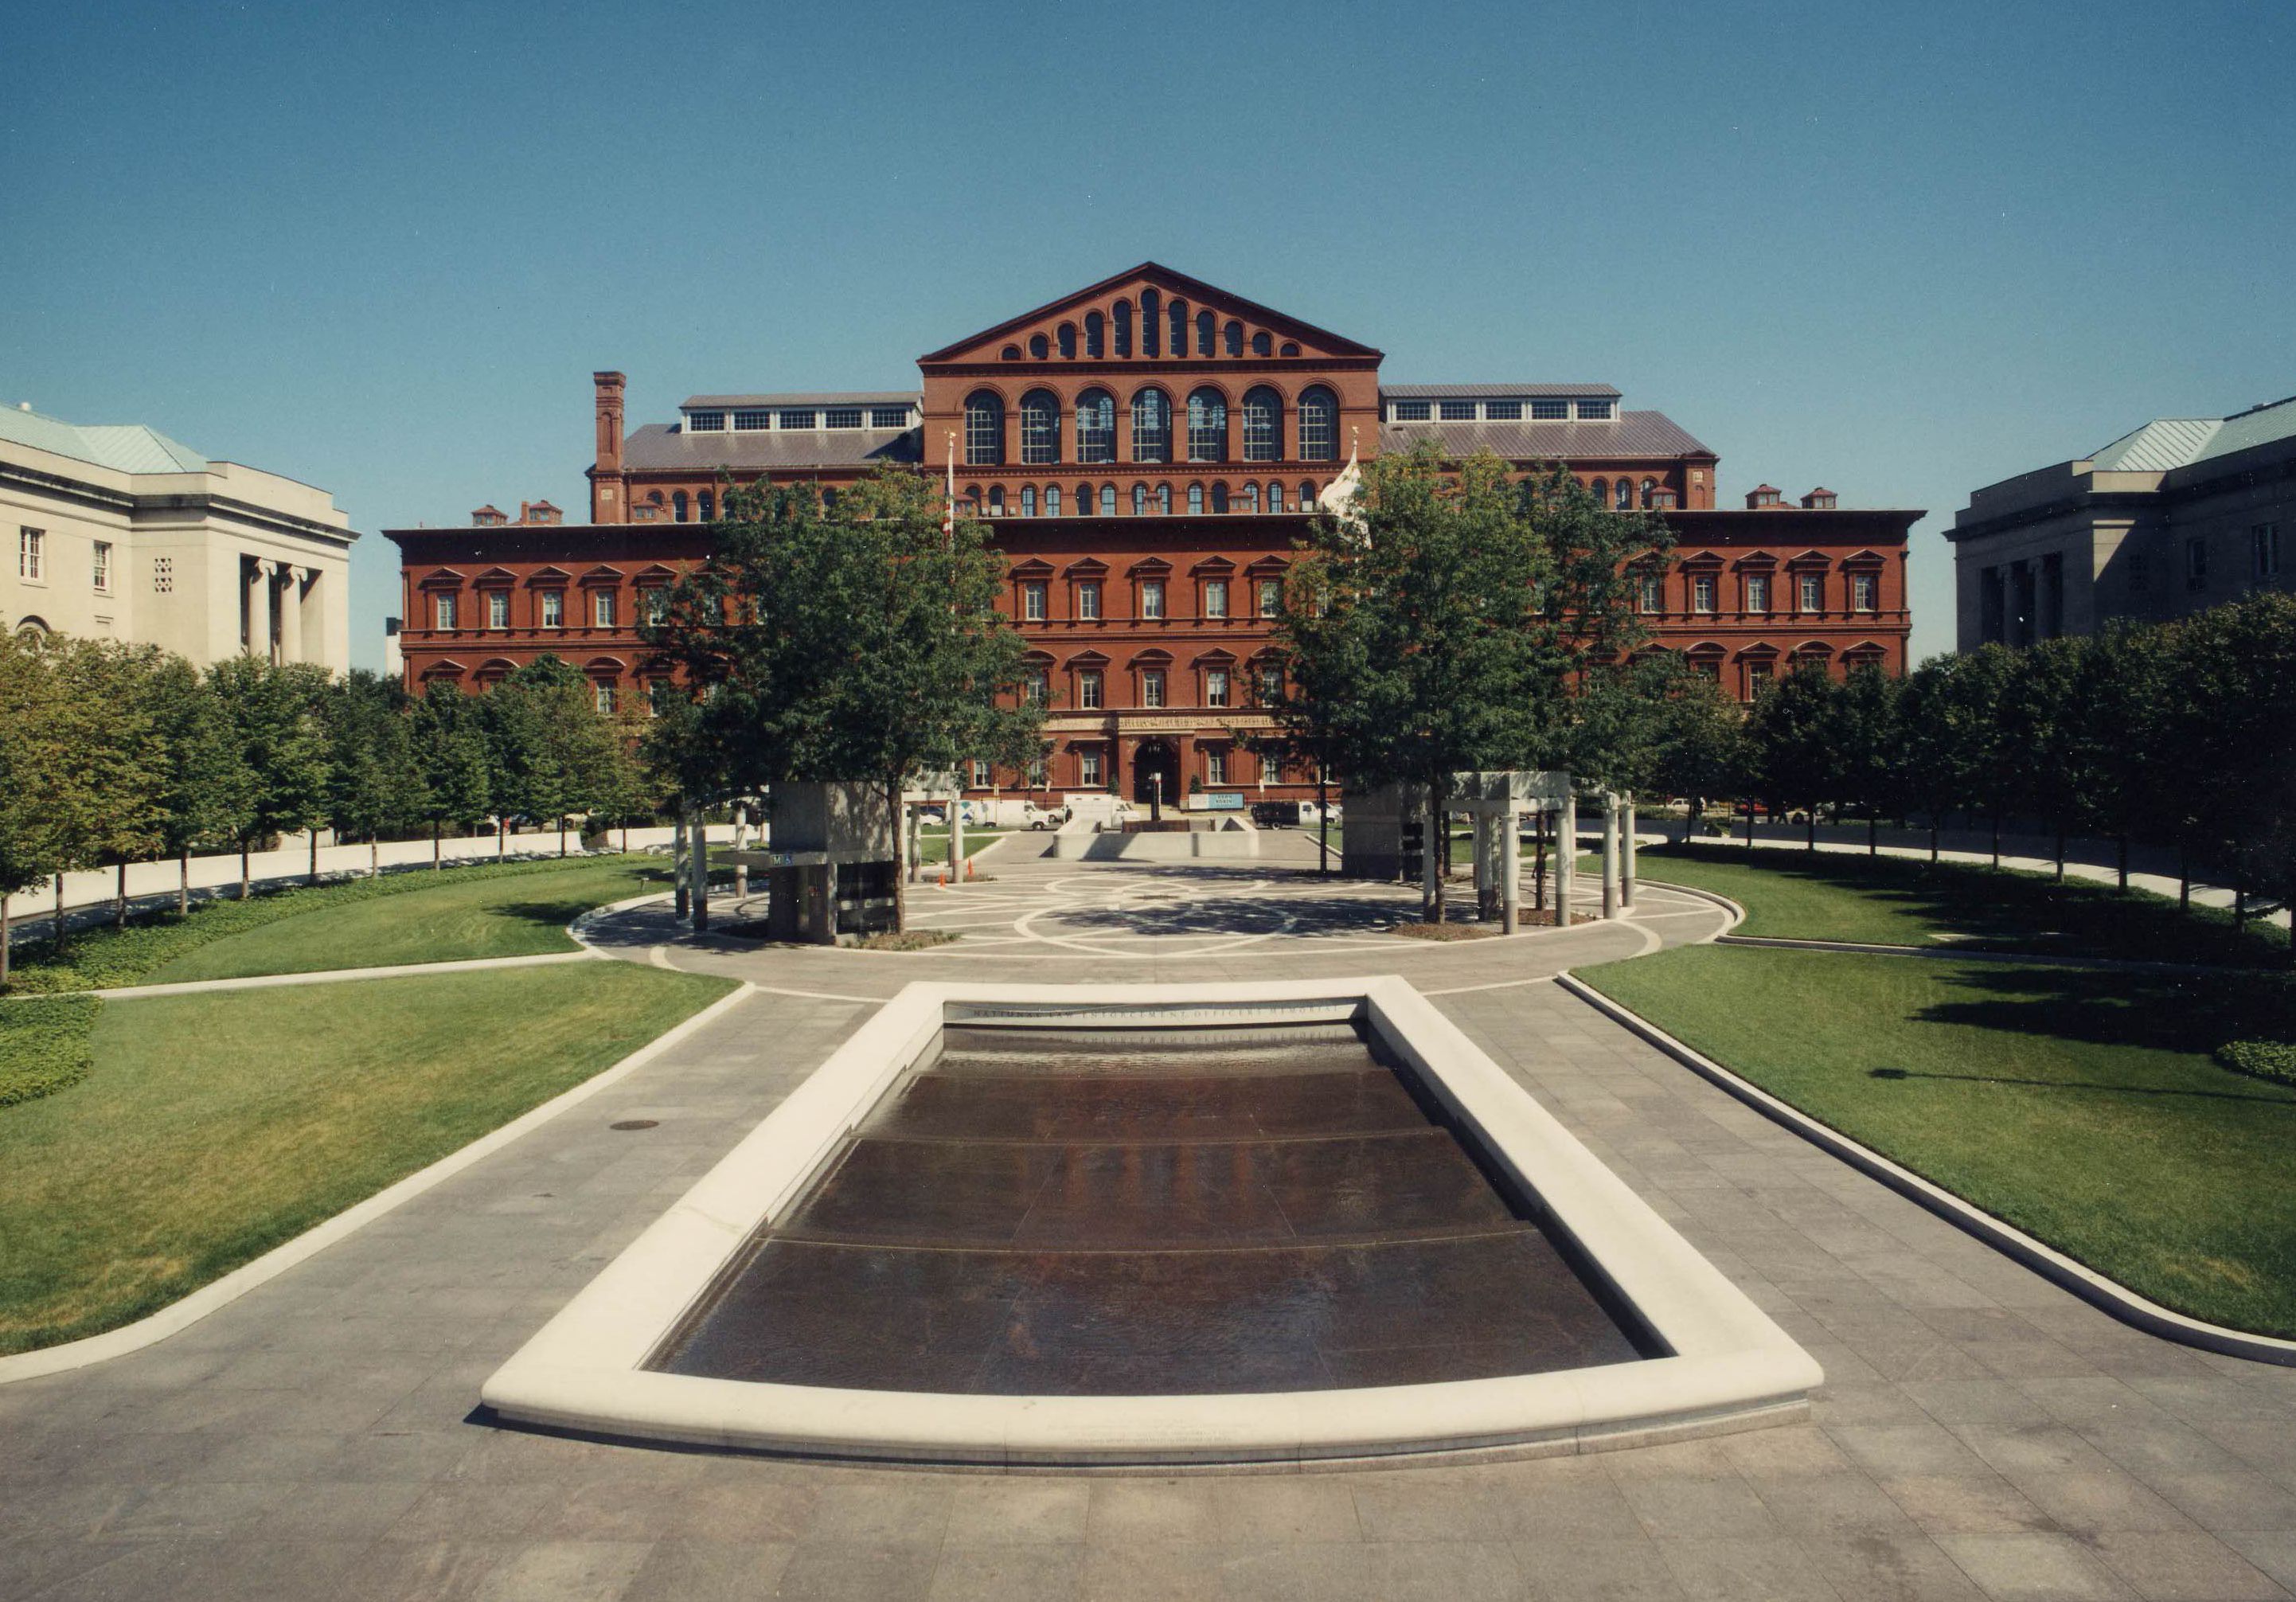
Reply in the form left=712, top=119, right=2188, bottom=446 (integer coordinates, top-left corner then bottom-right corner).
left=2088, top=417, right=2220, bottom=472
left=624, top=424, right=923, bottom=472
left=681, top=393, right=920, bottom=410
left=0, top=404, right=209, bottom=474
left=1381, top=410, right=1712, bottom=459
left=2193, top=393, right=2296, bottom=463
left=1380, top=383, right=1620, bottom=399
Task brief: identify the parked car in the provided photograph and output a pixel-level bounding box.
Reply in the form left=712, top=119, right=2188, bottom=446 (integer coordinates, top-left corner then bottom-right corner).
left=1019, top=801, right=1069, bottom=830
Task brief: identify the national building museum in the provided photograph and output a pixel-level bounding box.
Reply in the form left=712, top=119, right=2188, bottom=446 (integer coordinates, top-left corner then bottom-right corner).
left=388, top=264, right=1919, bottom=805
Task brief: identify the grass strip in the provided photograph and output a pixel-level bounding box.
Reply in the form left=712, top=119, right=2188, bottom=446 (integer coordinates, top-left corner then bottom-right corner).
left=0, top=997, right=101, bottom=1108
left=0, top=962, right=733, bottom=1354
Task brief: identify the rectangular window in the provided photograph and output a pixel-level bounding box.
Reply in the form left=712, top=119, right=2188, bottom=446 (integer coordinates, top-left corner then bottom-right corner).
left=1692, top=575, right=1716, bottom=613
left=487, top=590, right=510, bottom=628
left=1438, top=400, right=1477, bottom=420
left=92, top=541, right=111, bottom=591
left=643, top=588, right=670, bottom=624
left=1746, top=573, right=1771, bottom=612
left=434, top=592, right=457, bottom=629
left=1798, top=573, right=1823, bottom=612
left=1022, top=580, right=1047, bottom=621
left=1141, top=669, right=1166, bottom=708
left=820, top=407, right=860, bottom=430
left=592, top=588, right=616, bottom=627
left=779, top=409, right=817, bottom=430
left=2186, top=537, right=2208, bottom=590
left=1025, top=670, right=1049, bottom=705
left=1530, top=399, right=1570, bottom=420
left=687, top=411, right=726, bottom=432
left=869, top=405, right=909, bottom=428
left=1079, top=669, right=1103, bottom=709
left=539, top=589, right=564, bottom=627
left=1205, top=668, right=1229, bottom=708
left=1258, top=578, right=1282, bottom=617
left=1076, top=580, right=1101, bottom=619
left=1638, top=574, right=1662, bottom=614
left=18, top=527, right=43, bottom=580
left=1080, top=747, right=1103, bottom=787
left=1207, top=747, right=1229, bottom=785
left=970, top=759, right=990, bottom=788
left=733, top=409, right=771, bottom=430
left=2253, top=523, right=2281, bottom=580
left=1025, top=756, right=1047, bottom=788
left=1576, top=399, right=1615, bottom=420
left=1485, top=400, right=1523, bottom=420
left=1140, top=580, right=1166, bottom=619
left=1747, top=660, right=1773, bottom=696
left=594, top=682, right=615, bottom=714
left=1851, top=572, right=1878, bottom=612
left=1392, top=400, right=1431, bottom=421
left=1205, top=579, right=1228, bottom=617
left=1258, top=665, right=1283, bottom=701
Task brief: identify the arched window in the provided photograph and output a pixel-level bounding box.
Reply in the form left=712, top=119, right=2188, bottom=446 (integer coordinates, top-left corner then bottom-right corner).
left=1099, top=484, right=1116, bottom=515
left=1279, top=342, right=1300, bottom=357
left=698, top=490, right=714, bottom=520
left=1297, top=386, right=1337, bottom=461
left=1242, top=387, right=1282, bottom=462
left=1616, top=479, right=1633, bottom=510
left=1187, top=388, right=1228, bottom=461
left=1266, top=479, right=1284, bottom=512
left=822, top=487, right=840, bottom=514
left=1057, top=322, right=1077, bottom=359
left=964, top=391, right=1004, bottom=465
left=1000, top=345, right=1021, bottom=361
left=1020, top=389, right=1060, bottom=465
left=1169, top=299, right=1189, bottom=357
left=1590, top=477, right=1609, bottom=506
left=1020, top=486, right=1037, bottom=517
left=1640, top=477, right=1658, bottom=509
left=1156, top=483, right=1172, bottom=515
left=1188, top=483, right=1205, bottom=514
left=1298, top=479, right=1316, bottom=510
left=1132, top=483, right=1147, bottom=516
left=673, top=491, right=689, bottom=522
left=1046, top=485, right=1061, bottom=517
left=1076, top=389, right=1115, bottom=463
left=1251, top=330, right=1271, bottom=357
left=1113, top=300, right=1132, bottom=357
left=1245, top=483, right=1261, bottom=514
left=986, top=486, right=1005, bottom=516
left=1076, top=483, right=1092, bottom=515
left=1084, top=311, right=1105, bottom=358
left=1210, top=482, right=1229, bottom=514
left=1141, top=289, right=1162, bottom=357
left=1029, top=333, right=1049, bottom=359
left=1130, top=388, right=1172, bottom=462
left=1224, top=319, right=1244, bottom=357
left=1197, top=309, right=1216, bottom=357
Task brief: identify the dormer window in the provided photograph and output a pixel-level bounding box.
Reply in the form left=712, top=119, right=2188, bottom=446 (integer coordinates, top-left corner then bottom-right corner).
left=1392, top=400, right=1431, bottom=421
left=733, top=409, right=770, bottom=430
left=1439, top=400, right=1476, bottom=420
left=688, top=411, right=726, bottom=432
left=824, top=408, right=862, bottom=429
left=1531, top=399, right=1570, bottom=420
left=1486, top=400, right=1522, bottom=420
left=779, top=409, right=817, bottom=430
left=869, top=406, right=909, bottom=428
left=1576, top=399, right=1614, bottom=420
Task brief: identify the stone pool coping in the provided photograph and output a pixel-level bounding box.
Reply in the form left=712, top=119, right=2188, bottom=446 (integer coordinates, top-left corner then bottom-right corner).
left=479, top=975, right=1824, bottom=1465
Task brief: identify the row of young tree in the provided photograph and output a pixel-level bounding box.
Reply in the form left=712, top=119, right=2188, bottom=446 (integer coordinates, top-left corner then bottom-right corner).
left=0, top=635, right=651, bottom=979
left=1579, top=592, right=2296, bottom=925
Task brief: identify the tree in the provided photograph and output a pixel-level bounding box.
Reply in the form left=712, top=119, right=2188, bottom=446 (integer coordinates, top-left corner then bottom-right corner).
left=0, top=634, right=72, bottom=986
left=44, top=639, right=166, bottom=940
left=1647, top=666, right=1748, bottom=843
left=412, top=680, right=494, bottom=865
left=2158, top=592, right=2296, bottom=928
left=326, top=670, right=423, bottom=876
left=2001, top=637, right=2087, bottom=879
left=209, top=655, right=334, bottom=898
left=1829, top=660, right=1902, bottom=854
left=143, top=653, right=253, bottom=913
left=2072, top=623, right=2175, bottom=889
left=647, top=465, right=1043, bottom=930
left=1263, top=448, right=1668, bottom=921
left=1743, top=661, right=1839, bottom=850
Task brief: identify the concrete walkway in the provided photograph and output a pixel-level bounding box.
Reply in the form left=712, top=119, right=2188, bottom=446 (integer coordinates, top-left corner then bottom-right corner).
left=4, top=855, right=2294, bottom=1600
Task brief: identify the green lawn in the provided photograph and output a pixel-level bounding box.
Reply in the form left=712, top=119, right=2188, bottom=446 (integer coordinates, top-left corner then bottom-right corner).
left=916, top=827, right=1011, bottom=860
left=1634, top=842, right=2286, bottom=967
left=0, top=962, right=732, bottom=1354
left=1, top=854, right=673, bottom=994
left=144, top=855, right=670, bottom=983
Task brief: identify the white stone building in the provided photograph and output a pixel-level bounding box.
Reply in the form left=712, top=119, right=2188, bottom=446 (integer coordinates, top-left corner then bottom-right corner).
left=1, top=401, right=357, bottom=670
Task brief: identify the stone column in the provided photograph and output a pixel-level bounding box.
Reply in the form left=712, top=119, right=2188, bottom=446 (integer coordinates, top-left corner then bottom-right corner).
left=1602, top=793, right=1621, bottom=920
left=279, top=569, right=305, bottom=664
left=243, top=557, right=266, bottom=654
left=1501, top=803, right=1521, bottom=932
left=1556, top=794, right=1577, bottom=927
left=947, top=799, right=964, bottom=880
left=1419, top=790, right=1440, bottom=915
left=1622, top=793, right=1638, bottom=908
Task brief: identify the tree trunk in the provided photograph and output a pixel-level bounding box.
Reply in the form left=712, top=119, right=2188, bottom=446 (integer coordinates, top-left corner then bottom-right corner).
left=179, top=849, right=189, bottom=916
left=620, top=822, right=629, bottom=854
left=1426, top=779, right=1445, bottom=925
left=240, top=840, right=251, bottom=901
left=1533, top=809, right=1548, bottom=912
left=370, top=835, right=380, bottom=877
left=1991, top=811, right=2002, bottom=870
left=1868, top=811, right=1878, bottom=856
left=2235, top=876, right=2247, bottom=932
left=115, top=861, right=128, bottom=928
left=309, top=829, right=319, bottom=887
left=1806, top=808, right=1817, bottom=853
left=498, top=819, right=507, bottom=856
left=0, top=891, right=10, bottom=986
left=1930, top=814, right=1940, bottom=863
left=2116, top=834, right=2129, bottom=891
left=673, top=811, right=690, bottom=919
left=433, top=821, right=443, bottom=869
left=2054, top=824, right=2066, bottom=883
left=1744, top=799, right=1755, bottom=852
left=889, top=776, right=907, bottom=932
left=1686, top=797, right=1702, bottom=847
left=558, top=816, right=568, bottom=859
left=2179, top=843, right=2191, bottom=912
left=53, top=876, right=66, bottom=951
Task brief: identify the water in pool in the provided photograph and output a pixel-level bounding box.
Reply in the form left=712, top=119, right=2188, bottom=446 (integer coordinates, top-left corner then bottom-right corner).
left=650, top=1022, right=1651, bottom=1395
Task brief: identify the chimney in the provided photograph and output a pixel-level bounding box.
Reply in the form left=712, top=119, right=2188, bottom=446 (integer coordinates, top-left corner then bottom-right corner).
left=1801, top=487, right=1837, bottom=510
left=592, top=371, right=627, bottom=523
left=1746, top=483, right=1782, bottom=510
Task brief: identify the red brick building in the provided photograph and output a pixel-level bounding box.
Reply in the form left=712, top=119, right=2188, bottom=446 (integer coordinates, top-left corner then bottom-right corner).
left=388, top=263, right=1918, bottom=803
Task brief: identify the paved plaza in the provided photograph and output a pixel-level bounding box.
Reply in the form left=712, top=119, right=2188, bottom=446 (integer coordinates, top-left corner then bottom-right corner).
left=4, top=844, right=2294, bottom=1601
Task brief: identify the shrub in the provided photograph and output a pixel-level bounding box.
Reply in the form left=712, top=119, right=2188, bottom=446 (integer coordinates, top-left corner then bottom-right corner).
left=0, top=996, right=102, bottom=1107
left=2216, top=1040, right=2296, bottom=1086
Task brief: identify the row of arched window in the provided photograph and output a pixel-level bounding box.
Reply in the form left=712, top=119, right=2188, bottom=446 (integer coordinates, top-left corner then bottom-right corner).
left=998, top=293, right=1306, bottom=365
left=1591, top=477, right=1677, bottom=511
left=966, top=386, right=1337, bottom=467
left=970, top=479, right=1326, bottom=518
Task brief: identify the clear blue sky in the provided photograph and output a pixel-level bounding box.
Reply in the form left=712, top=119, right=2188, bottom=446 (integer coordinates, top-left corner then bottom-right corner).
left=7, top=0, right=2290, bottom=670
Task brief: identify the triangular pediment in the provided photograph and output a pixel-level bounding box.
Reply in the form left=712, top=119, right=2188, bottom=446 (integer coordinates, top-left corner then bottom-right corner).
left=529, top=565, right=572, bottom=583
left=920, top=262, right=1383, bottom=367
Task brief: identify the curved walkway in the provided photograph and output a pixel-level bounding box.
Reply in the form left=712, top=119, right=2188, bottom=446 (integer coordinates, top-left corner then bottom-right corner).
left=3, top=855, right=2295, bottom=1601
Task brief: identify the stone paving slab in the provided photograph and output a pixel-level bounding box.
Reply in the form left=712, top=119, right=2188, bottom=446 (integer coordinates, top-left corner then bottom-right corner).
left=3, top=859, right=2293, bottom=1600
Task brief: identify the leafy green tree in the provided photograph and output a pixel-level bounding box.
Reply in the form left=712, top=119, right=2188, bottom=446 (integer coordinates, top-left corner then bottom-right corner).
left=208, top=655, right=335, bottom=897
left=2001, top=637, right=2088, bottom=879
left=1829, top=660, right=1903, bottom=855
left=326, top=670, right=423, bottom=875
left=2157, top=592, right=2296, bottom=928
left=2073, top=623, right=2175, bottom=889
left=482, top=657, right=615, bottom=854
left=1743, top=661, right=1840, bottom=850
left=45, top=639, right=166, bottom=940
left=1648, top=666, right=1749, bottom=843
left=0, top=635, right=73, bottom=985
left=143, top=653, right=253, bottom=913
left=412, top=681, right=494, bottom=865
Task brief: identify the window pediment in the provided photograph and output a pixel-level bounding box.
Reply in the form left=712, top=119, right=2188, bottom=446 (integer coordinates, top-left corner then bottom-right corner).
left=1129, top=647, right=1174, bottom=664
left=633, top=563, right=681, bottom=581
left=1061, top=557, right=1109, bottom=577
left=1190, top=555, right=1237, bottom=574
left=579, top=565, right=625, bottom=584
left=1677, top=551, right=1725, bottom=571
left=527, top=565, right=572, bottom=584
left=1244, top=555, right=1289, bottom=576
left=1736, top=643, right=1780, bottom=658
left=1840, top=549, right=1888, bottom=569
left=1128, top=557, right=1173, bottom=576
left=1008, top=557, right=1056, bottom=578
left=473, top=567, right=517, bottom=587
left=1730, top=551, right=1779, bottom=570
left=1067, top=648, right=1111, bottom=666
left=1786, top=549, right=1833, bottom=569
left=418, top=568, right=466, bottom=588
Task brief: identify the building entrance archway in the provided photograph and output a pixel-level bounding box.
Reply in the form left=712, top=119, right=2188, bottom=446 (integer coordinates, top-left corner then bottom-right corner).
left=1132, top=738, right=1181, bottom=808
